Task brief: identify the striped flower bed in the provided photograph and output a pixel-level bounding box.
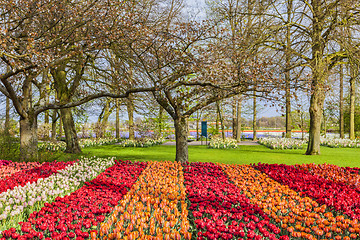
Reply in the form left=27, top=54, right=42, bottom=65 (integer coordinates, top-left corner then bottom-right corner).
left=0, top=162, right=42, bottom=180
left=1, top=160, right=360, bottom=239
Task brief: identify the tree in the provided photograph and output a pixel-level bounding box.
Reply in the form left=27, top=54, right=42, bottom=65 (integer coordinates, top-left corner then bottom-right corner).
left=0, top=0, right=157, bottom=160
left=130, top=13, right=280, bottom=163
left=339, top=64, right=345, bottom=138
left=95, top=99, right=115, bottom=138
left=284, top=0, right=293, bottom=138
left=266, top=0, right=360, bottom=154
left=253, top=90, right=257, bottom=141
left=349, top=62, right=359, bottom=140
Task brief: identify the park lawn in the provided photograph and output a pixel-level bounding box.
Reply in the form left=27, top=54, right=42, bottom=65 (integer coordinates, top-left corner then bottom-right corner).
left=72, top=144, right=360, bottom=167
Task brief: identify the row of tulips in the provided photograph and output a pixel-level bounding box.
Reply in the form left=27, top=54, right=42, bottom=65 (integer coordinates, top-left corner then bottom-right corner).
left=100, top=161, right=191, bottom=240
left=258, top=138, right=306, bottom=150
left=0, top=162, right=42, bottom=180
left=208, top=137, right=238, bottom=149
left=39, top=138, right=165, bottom=152
left=296, top=163, right=360, bottom=191
left=38, top=138, right=123, bottom=152
left=220, top=163, right=360, bottom=239
left=255, top=163, right=360, bottom=220
left=320, top=138, right=360, bottom=148
left=0, top=160, right=147, bottom=240
left=0, top=161, right=74, bottom=195
left=117, top=138, right=166, bottom=148
left=0, top=160, right=11, bottom=167
left=0, top=157, right=116, bottom=231
left=184, top=162, right=285, bottom=240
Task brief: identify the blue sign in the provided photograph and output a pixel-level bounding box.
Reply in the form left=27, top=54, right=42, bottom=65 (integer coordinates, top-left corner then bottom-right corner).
left=201, top=121, right=207, bottom=137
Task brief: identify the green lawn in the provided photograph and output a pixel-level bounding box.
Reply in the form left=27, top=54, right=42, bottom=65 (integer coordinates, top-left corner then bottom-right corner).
left=63, top=144, right=360, bottom=167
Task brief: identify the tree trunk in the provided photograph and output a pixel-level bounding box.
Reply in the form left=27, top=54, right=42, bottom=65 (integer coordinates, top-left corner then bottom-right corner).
left=44, top=70, right=50, bottom=140
left=116, top=99, right=120, bottom=139
left=350, top=69, right=356, bottom=140
left=215, top=115, right=219, bottom=135
left=174, top=117, right=188, bottom=163
left=306, top=89, right=324, bottom=155
left=52, top=63, right=81, bottom=152
left=61, top=108, right=82, bottom=153
left=339, top=64, right=344, bottom=138
left=236, top=97, right=242, bottom=142
left=20, top=115, right=38, bottom=161
left=59, top=116, right=63, bottom=139
left=285, top=0, right=293, bottom=138
left=323, top=112, right=327, bottom=138
left=97, top=100, right=112, bottom=138
left=5, top=97, right=10, bottom=133
left=253, top=92, right=257, bottom=141
left=196, top=111, right=200, bottom=140
left=101, top=103, right=114, bottom=138
left=216, top=101, right=225, bottom=140
left=127, top=94, right=135, bottom=140
left=158, top=105, right=164, bottom=138
left=306, top=0, right=326, bottom=155
left=232, top=97, right=237, bottom=139
left=301, top=112, right=305, bottom=140
left=51, top=110, right=58, bottom=141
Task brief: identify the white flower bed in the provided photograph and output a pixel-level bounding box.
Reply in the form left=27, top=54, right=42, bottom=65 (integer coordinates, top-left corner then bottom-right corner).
left=39, top=138, right=122, bottom=152
left=320, top=138, right=360, bottom=148
left=117, top=138, right=165, bottom=147
left=39, top=138, right=165, bottom=152
left=209, top=137, right=238, bottom=149
left=258, top=137, right=307, bottom=149
left=0, top=156, right=115, bottom=231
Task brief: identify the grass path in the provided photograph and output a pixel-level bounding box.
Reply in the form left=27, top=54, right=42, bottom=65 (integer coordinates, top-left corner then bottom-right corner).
left=77, top=144, right=360, bottom=167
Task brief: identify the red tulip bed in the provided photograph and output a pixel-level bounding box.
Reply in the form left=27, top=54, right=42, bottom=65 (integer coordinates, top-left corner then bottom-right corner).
left=1, top=160, right=360, bottom=240
left=0, top=161, right=42, bottom=180
left=0, top=161, right=75, bottom=194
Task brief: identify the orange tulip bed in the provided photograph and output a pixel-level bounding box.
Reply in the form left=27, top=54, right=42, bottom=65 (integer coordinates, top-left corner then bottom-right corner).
left=1, top=160, right=360, bottom=240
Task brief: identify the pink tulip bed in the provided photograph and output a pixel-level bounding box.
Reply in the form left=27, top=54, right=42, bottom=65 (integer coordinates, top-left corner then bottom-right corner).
left=1, top=159, right=360, bottom=240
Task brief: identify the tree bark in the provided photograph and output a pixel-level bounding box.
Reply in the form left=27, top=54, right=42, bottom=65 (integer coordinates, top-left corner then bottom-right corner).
left=5, top=97, right=10, bottom=133
left=127, top=94, right=135, bottom=140
left=116, top=99, right=120, bottom=139
left=285, top=0, right=293, bottom=138
left=59, top=116, right=63, bottom=139
left=196, top=110, right=200, bottom=140
left=323, top=112, right=327, bottom=138
left=20, top=115, right=38, bottom=161
left=306, top=93, right=323, bottom=155
left=158, top=105, right=164, bottom=137
left=339, top=64, right=344, bottom=138
left=216, top=101, right=225, bottom=140
left=350, top=67, right=356, bottom=140
left=232, top=97, right=237, bottom=139
left=61, top=108, right=82, bottom=153
left=51, top=63, right=81, bottom=153
left=51, top=110, right=58, bottom=141
left=174, top=117, right=188, bottom=163
left=44, top=70, right=50, bottom=140
left=236, top=96, right=242, bottom=142
left=301, top=112, right=305, bottom=140
left=18, top=74, right=39, bottom=161
left=96, top=100, right=112, bottom=138
left=305, top=0, right=327, bottom=155
left=253, top=91, right=257, bottom=141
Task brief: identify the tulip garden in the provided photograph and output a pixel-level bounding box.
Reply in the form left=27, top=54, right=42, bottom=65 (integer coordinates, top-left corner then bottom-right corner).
left=1, top=158, right=360, bottom=240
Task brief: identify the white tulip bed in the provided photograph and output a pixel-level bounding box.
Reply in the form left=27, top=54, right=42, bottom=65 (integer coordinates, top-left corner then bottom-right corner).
left=320, top=138, right=360, bottom=148
left=258, top=137, right=307, bottom=149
